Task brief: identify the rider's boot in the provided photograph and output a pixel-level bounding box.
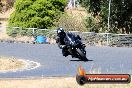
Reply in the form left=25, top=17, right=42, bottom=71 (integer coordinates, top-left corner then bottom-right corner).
left=62, top=48, right=68, bottom=57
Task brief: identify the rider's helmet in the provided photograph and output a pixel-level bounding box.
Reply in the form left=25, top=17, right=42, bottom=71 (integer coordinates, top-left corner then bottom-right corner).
left=57, top=27, right=65, bottom=36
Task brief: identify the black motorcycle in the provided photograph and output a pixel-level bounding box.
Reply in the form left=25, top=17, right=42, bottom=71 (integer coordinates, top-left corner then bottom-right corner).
left=63, top=32, right=88, bottom=61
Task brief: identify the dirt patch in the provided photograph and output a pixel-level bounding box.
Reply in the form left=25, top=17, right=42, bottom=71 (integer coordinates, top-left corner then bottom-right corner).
left=0, top=56, right=25, bottom=72
left=0, top=77, right=131, bottom=88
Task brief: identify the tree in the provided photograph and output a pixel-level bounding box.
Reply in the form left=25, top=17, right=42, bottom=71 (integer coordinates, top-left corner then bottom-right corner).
left=9, top=0, right=67, bottom=29
left=0, top=2, right=3, bottom=13
left=81, top=0, right=132, bottom=33
left=110, top=0, right=132, bottom=33
left=80, top=0, right=101, bottom=17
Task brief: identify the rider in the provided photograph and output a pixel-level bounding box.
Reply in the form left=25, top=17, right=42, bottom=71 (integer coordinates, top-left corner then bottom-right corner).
left=56, top=27, right=69, bottom=57
left=56, top=27, right=85, bottom=57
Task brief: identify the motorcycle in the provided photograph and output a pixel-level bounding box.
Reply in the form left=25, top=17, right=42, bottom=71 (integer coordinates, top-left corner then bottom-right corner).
left=63, top=32, right=88, bottom=61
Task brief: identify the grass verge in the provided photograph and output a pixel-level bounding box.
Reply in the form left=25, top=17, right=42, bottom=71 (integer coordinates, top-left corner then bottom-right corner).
left=0, top=77, right=131, bottom=88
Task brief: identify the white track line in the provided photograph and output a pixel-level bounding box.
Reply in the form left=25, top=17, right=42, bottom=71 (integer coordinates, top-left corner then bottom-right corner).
left=0, top=59, right=41, bottom=73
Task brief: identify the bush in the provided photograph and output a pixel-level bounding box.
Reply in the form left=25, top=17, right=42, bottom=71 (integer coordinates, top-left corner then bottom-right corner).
left=8, top=0, right=67, bottom=36
left=0, top=2, right=3, bottom=13
left=55, top=13, right=87, bottom=32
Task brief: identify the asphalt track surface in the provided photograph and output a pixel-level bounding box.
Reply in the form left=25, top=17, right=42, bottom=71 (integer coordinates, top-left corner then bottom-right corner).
left=0, top=42, right=132, bottom=78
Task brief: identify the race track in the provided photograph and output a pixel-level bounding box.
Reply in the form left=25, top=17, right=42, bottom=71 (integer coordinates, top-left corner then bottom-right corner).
left=0, top=42, right=132, bottom=78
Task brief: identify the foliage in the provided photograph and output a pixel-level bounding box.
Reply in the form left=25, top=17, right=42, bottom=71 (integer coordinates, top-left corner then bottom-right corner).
left=55, top=13, right=87, bottom=32
left=110, top=0, right=132, bottom=33
left=8, top=0, right=67, bottom=36
left=0, top=0, right=15, bottom=12
left=7, top=0, right=15, bottom=7
left=81, top=0, right=132, bottom=33
left=0, top=2, right=3, bottom=13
